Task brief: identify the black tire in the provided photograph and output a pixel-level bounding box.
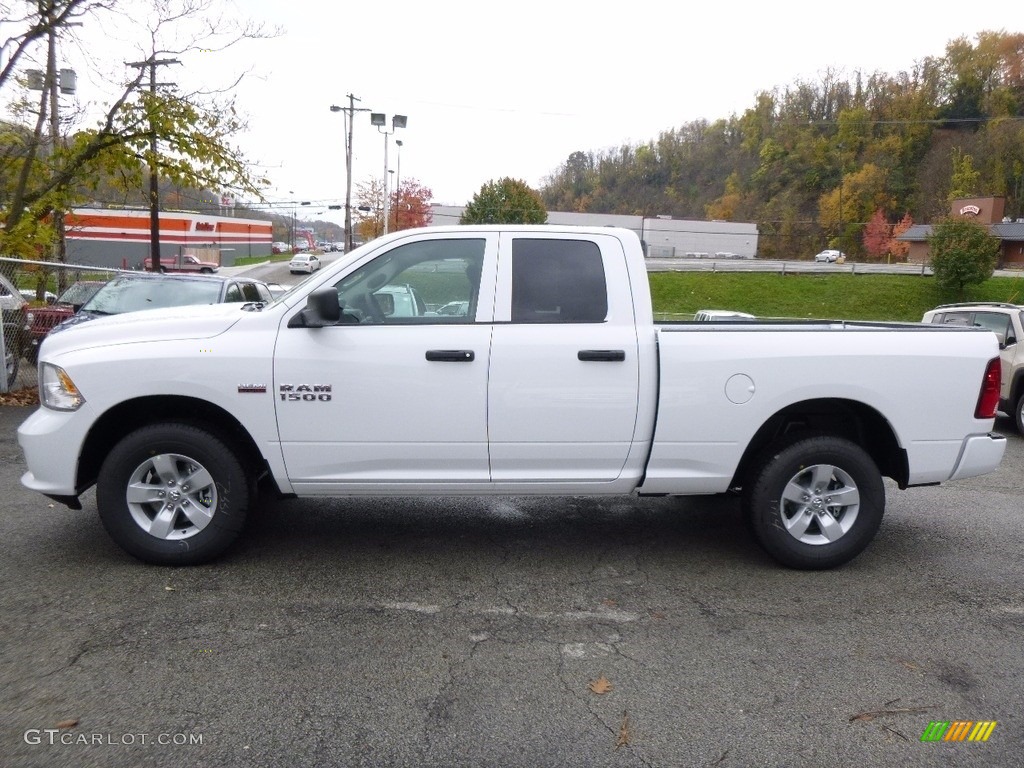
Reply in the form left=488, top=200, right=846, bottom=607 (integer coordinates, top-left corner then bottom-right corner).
left=96, top=423, right=251, bottom=565
left=743, top=435, right=885, bottom=570
left=1015, top=392, right=1024, bottom=437
left=159, top=266, right=167, bottom=273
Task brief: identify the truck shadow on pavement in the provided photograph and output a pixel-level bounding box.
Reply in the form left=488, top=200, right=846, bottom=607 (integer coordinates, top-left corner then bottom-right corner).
left=233, top=493, right=767, bottom=570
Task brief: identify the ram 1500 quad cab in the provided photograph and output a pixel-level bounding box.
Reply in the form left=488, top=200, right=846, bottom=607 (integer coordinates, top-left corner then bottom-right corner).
left=18, top=226, right=1007, bottom=568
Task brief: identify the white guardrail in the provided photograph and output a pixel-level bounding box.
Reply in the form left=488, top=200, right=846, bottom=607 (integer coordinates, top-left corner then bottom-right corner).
left=643, top=256, right=1024, bottom=278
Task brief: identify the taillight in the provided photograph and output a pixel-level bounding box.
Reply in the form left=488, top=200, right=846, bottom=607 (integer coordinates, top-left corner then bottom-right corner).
left=975, top=357, right=1001, bottom=419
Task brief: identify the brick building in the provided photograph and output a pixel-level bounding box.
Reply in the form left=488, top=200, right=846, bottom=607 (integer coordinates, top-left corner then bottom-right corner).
left=899, top=197, right=1024, bottom=268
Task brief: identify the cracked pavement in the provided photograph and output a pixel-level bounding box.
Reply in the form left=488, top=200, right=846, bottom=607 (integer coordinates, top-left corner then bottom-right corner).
left=2, top=405, right=1022, bottom=767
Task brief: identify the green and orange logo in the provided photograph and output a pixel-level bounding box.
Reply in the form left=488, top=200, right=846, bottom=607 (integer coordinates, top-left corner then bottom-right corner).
left=920, top=721, right=997, bottom=742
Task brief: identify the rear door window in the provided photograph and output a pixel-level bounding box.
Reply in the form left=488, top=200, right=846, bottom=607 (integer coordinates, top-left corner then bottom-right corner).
left=510, top=239, right=608, bottom=324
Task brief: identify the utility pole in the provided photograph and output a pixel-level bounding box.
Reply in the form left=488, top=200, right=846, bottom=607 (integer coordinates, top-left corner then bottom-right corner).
left=127, top=56, right=180, bottom=270
left=330, top=94, right=370, bottom=252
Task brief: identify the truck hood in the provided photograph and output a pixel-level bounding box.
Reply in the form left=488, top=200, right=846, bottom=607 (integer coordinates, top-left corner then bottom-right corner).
left=40, top=302, right=255, bottom=359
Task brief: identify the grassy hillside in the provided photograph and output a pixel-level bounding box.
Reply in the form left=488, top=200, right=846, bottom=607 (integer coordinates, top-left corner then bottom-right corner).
left=649, top=272, right=1024, bottom=322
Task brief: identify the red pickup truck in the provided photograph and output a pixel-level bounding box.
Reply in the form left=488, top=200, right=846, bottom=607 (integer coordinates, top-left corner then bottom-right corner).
left=23, top=280, right=106, bottom=364
left=143, top=254, right=220, bottom=273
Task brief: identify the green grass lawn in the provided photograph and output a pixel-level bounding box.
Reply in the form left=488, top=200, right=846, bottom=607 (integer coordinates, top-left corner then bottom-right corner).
left=649, top=272, right=1024, bottom=322
left=233, top=253, right=293, bottom=266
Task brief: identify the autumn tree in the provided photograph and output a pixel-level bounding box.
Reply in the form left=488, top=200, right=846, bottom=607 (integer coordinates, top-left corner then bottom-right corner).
left=390, top=178, right=433, bottom=232
left=890, top=213, right=913, bottom=259
left=0, top=0, right=278, bottom=266
left=862, top=209, right=892, bottom=261
left=928, top=217, right=999, bottom=299
left=460, top=178, right=547, bottom=224
left=948, top=148, right=982, bottom=200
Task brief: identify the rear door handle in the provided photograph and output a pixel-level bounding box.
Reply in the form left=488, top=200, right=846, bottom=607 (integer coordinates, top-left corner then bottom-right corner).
left=577, top=350, right=626, bottom=362
left=426, top=350, right=475, bottom=362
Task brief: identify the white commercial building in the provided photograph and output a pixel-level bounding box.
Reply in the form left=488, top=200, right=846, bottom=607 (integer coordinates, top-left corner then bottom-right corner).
left=428, top=206, right=758, bottom=258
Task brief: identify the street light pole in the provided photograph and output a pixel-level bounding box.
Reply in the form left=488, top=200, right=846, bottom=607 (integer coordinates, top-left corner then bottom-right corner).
left=370, top=113, right=406, bottom=235
left=395, top=139, right=403, bottom=231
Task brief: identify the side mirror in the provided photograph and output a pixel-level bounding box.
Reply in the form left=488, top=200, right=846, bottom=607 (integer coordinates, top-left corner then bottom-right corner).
left=288, top=287, right=341, bottom=328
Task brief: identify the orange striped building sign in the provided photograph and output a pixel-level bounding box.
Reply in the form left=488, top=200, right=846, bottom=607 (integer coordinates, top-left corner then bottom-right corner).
left=63, top=208, right=273, bottom=268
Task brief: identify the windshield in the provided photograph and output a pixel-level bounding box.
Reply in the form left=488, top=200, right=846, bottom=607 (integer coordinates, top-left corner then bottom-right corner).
left=58, top=281, right=105, bottom=306
left=82, top=276, right=223, bottom=314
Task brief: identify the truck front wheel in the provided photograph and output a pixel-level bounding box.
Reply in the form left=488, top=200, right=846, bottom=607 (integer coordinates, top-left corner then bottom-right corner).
left=1015, top=393, right=1024, bottom=436
left=96, top=423, right=251, bottom=565
left=744, top=435, right=885, bottom=569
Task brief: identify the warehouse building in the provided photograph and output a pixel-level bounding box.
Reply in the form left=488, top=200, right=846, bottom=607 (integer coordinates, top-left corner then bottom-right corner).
left=428, top=206, right=759, bottom=258
left=62, top=208, right=273, bottom=269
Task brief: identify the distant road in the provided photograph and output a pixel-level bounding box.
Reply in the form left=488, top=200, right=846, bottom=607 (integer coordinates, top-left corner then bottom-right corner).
left=644, top=257, right=1024, bottom=278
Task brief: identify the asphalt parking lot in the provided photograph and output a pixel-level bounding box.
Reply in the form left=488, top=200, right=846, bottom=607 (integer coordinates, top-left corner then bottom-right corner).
left=2, top=404, right=1022, bottom=768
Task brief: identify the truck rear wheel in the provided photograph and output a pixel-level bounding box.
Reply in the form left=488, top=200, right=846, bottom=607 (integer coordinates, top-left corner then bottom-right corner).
left=743, top=435, right=885, bottom=569
left=96, top=423, right=250, bottom=565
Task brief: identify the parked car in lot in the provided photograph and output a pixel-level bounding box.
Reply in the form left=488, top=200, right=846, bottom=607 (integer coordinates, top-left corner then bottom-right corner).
left=433, top=300, right=470, bottom=317
left=289, top=253, right=321, bottom=274
left=143, top=254, right=220, bottom=273
left=48, top=273, right=274, bottom=337
left=24, top=280, right=106, bottom=364
left=1, top=273, right=29, bottom=388
left=693, top=309, right=756, bottom=321
left=271, top=242, right=290, bottom=254
left=813, top=249, right=845, bottom=263
left=922, top=301, right=1024, bottom=434
left=20, top=288, right=58, bottom=304
left=265, top=282, right=289, bottom=299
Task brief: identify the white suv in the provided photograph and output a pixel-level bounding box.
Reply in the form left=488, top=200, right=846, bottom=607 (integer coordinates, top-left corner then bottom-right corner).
left=922, top=302, right=1024, bottom=433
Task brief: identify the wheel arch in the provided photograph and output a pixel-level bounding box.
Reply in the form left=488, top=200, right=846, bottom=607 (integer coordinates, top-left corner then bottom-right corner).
left=1007, top=366, right=1024, bottom=408
left=78, top=395, right=274, bottom=495
left=730, top=398, right=908, bottom=490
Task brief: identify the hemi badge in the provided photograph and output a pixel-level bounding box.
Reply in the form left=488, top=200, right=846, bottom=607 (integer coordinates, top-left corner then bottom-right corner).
left=238, top=384, right=267, bottom=394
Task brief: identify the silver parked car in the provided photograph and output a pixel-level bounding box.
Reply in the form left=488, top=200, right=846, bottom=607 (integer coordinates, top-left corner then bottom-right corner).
left=289, top=253, right=321, bottom=274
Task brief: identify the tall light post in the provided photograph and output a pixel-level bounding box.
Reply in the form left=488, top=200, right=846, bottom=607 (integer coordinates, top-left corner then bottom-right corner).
left=394, top=139, right=403, bottom=230
left=370, top=113, right=406, bottom=235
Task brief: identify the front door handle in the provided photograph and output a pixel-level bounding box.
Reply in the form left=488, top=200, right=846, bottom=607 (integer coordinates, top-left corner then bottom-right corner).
left=426, top=350, right=475, bottom=362
left=578, top=349, right=626, bottom=362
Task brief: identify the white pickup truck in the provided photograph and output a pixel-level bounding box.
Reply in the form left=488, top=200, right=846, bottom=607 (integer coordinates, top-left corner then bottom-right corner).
left=18, top=225, right=1007, bottom=569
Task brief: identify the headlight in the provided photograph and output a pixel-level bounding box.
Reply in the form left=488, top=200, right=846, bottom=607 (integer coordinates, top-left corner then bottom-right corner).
left=40, top=363, right=86, bottom=411
left=25, top=310, right=35, bottom=325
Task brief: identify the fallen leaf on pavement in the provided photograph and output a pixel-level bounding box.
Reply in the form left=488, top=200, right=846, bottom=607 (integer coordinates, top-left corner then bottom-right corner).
left=589, top=675, right=613, bottom=695
left=615, top=711, right=631, bottom=749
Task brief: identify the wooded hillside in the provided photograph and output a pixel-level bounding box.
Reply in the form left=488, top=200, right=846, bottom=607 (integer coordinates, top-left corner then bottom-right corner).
left=539, top=31, right=1024, bottom=261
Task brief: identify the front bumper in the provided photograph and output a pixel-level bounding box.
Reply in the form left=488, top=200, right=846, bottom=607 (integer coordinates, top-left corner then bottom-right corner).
left=17, top=405, right=93, bottom=497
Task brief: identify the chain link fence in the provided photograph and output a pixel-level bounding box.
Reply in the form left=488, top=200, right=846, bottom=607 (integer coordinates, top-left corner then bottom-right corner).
left=1, top=258, right=124, bottom=395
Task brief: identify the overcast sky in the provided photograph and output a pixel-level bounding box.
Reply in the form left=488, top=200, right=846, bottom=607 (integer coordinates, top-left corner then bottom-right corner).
left=10, top=1, right=1020, bottom=226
